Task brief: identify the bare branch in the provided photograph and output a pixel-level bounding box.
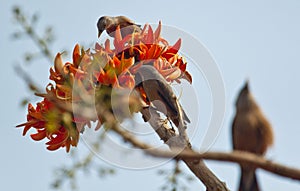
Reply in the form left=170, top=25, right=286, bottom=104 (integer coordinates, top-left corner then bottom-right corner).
left=110, top=116, right=300, bottom=184
left=192, top=151, right=300, bottom=181
left=14, top=64, right=43, bottom=92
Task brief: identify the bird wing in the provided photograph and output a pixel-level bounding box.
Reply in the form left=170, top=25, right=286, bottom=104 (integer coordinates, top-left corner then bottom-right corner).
left=137, top=65, right=189, bottom=123
left=156, top=79, right=179, bottom=116
left=118, top=16, right=135, bottom=24
left=156, top=80, right=190, bottom=123
left=116, top=16, right=136, bottom=25
left=181, top=106, right=190, bottom=123
left=117, top=16, right=141, bottom=27
left=231, top=114, right=238, bottom=150
left=255, top=115, right=274, bottom=154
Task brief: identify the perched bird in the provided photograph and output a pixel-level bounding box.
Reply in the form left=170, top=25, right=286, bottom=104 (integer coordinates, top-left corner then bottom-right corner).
left=97, top=16, right=141, bottom=38
left=232, top=81, right=274, bottom=191
left=135, top=65, right=190, bottom=138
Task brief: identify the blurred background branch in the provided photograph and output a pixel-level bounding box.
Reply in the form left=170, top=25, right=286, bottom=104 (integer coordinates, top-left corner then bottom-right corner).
left=12, top=6, right=54, bottom=63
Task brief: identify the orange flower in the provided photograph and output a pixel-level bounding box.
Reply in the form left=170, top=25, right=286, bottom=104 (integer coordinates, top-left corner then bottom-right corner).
left=95, top=52, right=135, bottom=88
left=17, top=45, right=95, bottom=152
left=97, top=67, right=118, bottom=86
left=16, top=98, right=79, bottom=152
left=96, top=22, right=192, bottom=84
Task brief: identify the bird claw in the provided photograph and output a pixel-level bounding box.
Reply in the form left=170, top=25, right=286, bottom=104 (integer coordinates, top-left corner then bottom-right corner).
left=164, top=117, right=176, bottom=132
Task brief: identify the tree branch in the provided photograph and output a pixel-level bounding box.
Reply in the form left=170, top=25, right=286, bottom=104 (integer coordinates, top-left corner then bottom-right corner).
left=193, top=151, right=300, bottom=181
left=132, top=108, right=229, bottom=191
left=110, top=116, right=300, bottom=183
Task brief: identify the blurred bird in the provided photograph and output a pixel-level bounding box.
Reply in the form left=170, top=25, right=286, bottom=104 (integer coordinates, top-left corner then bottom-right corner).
left=97, top=16, right=141, bottom=38
left=135, top=65, right=190, bottom=137
left=232, top=81, right=274, bottom=191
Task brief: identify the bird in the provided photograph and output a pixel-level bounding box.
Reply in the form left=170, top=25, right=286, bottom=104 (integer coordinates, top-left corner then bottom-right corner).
left=134, top=65, right=190, bottom=138
left=97, top=16, right=142, bottom=38
left=232, top=81, right=274, bottom=191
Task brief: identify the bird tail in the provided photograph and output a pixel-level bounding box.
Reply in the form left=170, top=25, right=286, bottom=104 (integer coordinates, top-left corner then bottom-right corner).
left=239, top=167, right=260, bottom=191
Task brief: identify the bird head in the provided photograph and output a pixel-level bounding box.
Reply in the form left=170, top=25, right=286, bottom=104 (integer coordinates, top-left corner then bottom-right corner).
left=97, top=16, right=110, bottom=38
left=235, top=80, right=257, bottom=110
left=241, top=79, right=249, bottom=93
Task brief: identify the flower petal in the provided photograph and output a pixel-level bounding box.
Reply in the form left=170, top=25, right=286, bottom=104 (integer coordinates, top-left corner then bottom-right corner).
left=154, top=21, right=162, bottom=42
left=54, top=53, right=64, bottom=75
left=30, top=130, right=47, bottom=141
left=162, top=38, right=181, bottom=59
left=144, top=25, right=153, bottom=45
left=73, top=44, right=81, bottom=68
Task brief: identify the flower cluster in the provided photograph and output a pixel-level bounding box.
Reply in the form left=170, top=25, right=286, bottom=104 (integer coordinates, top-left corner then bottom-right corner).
left=16, top=45, right=93, bottom=152
left=17, top=22, right=192, bottom=152
left=95, top=22, right=192, bottom=84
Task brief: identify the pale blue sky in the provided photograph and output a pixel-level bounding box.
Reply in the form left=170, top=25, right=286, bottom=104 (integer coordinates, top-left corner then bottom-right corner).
left=1, top=0, right=300, bottom=190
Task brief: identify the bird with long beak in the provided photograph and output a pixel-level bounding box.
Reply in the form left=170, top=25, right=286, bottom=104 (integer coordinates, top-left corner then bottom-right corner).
left=232, top=81, right=274, bottom=191
left=135, top=65, right=190, bottom=140
left=97, top=16, right=142, bottom=38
